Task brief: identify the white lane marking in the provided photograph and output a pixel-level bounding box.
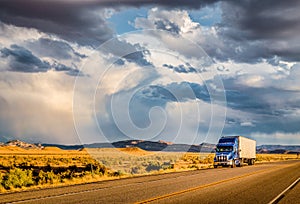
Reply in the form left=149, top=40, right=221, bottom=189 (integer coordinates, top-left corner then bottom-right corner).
left=268, top=177, right=300, bottom=204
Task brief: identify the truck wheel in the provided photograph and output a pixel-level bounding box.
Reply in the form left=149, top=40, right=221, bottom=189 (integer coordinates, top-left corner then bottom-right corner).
left=235, top=159, right=241, bottom=167
left=248, top=159, right=254, bottom=165
left=231, top=160, right=236, bottom=168
left=214, top=165, right=218, bottom=168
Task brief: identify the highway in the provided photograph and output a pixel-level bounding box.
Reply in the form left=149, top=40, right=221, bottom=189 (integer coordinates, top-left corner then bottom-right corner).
left=0, top=160, right=299, bottom=204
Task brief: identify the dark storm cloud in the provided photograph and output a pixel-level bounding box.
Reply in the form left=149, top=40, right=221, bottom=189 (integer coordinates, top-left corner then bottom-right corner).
left=163, top=64, right=199, bottom=73
left=27, top=38, right=86, bottom=59
left=154, top=20, right=181, bottom=34
left=225, top=88, right=275, bottom=114
left=0, top=45, right=50, bottom=72
left=65, top=69, right=85, bottom=77
left=140, top=81, right=272, bottom=116
left=116, top=0, right=218, bottom=8
left=140, top=82, right=211, bottom=103
left=0, top=0, right=217, bottom=47
left=140, top=78, right=300, bottom=118
left=126, top=0, right=300, bottom=63
left=217, top=73, right=300, bottom=135
left=141, top=85, right=177, bottom=102
left=1, top=45, right=83, bottom=76
left=0, top=1, right=114, bottom=46
left=123, top=51, right=152, bottom=67
left=222, top=1, right=300, bottom=40
left=140, top=79, right=300, bottom=135
left=224, top=114, right=300, bottom=135
left=218, top=0, right=300, bottom=62
left=102, top=38, right=152, bottom=67
left=112, top=51, right=152, bottom=67
left=1, top=0, right=299, bottom=62
left=52, top=62, right=83, bottom=76
left=217, top=76, right=300, bottom=116
left=53, top=63, right=73, bottom=72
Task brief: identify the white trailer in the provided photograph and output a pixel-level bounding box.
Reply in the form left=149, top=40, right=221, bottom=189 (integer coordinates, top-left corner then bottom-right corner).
left=237, top=136, right=256, bottom=165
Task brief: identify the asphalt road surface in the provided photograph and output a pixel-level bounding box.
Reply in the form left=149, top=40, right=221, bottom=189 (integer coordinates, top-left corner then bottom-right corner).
left=0, top=160, right=299, bottom=204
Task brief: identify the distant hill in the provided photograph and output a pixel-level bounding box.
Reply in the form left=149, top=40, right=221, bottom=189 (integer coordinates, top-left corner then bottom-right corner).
left=41, top=140, right=216, bottom=152
left=83, top=140, right=216, bottom=152
left=42, top=141, right=300, bottom=153
left=2, top=139, right=300, bottom=154
left=42, top=143, right=84, bottom=150
left=4, top=140, right=43, bottom=149
left=256, top=145, right=300, bottom=154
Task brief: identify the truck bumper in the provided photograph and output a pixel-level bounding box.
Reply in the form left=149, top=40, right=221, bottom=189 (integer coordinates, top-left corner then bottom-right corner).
left=214, top=160, right=233, bottom=166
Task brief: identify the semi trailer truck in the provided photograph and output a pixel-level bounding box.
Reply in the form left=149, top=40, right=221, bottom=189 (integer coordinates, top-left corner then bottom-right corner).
left=214, top=136, right=256, bottom=168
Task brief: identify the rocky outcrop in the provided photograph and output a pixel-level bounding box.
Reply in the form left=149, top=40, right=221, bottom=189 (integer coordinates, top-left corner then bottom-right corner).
left=5, top=140, right=43, bottom=149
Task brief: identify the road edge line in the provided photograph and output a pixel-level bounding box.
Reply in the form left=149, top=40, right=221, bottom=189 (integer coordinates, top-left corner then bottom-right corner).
left=268, top=177, right=300, bottom=204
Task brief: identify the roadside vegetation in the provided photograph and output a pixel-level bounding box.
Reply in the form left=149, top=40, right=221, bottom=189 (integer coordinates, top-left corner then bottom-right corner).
left=0, top=146, right=299, bottom=193
left=255, top=154, right=299, bottom=162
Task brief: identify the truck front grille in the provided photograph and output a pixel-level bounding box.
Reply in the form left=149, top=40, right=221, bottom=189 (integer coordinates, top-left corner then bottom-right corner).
left=217, top=155, right=227, bottom=161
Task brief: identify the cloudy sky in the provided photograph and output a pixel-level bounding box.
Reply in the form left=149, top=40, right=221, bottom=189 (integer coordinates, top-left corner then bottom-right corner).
left=0, top=0, right=300, bottom=145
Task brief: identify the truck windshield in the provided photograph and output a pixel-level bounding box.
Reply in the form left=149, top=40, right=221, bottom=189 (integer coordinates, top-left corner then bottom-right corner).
left=219, top=138, right=235, bottom=143
left=216, top=146, right=233, bottom=152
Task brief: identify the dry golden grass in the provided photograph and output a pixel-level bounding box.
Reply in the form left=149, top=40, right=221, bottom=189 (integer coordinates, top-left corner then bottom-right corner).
left=0, top=147, right=298, bottom=165
left=0, top=148, right=299, bottom=194
left=0, top=147, right=89, bottom=156
left=256, top=153, right=299, bottom=162
left=0, top=146, right=27, bottom=153
left=0, top=148, right=298, bottom=174
left=42, top=146, right=63, bottom=151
